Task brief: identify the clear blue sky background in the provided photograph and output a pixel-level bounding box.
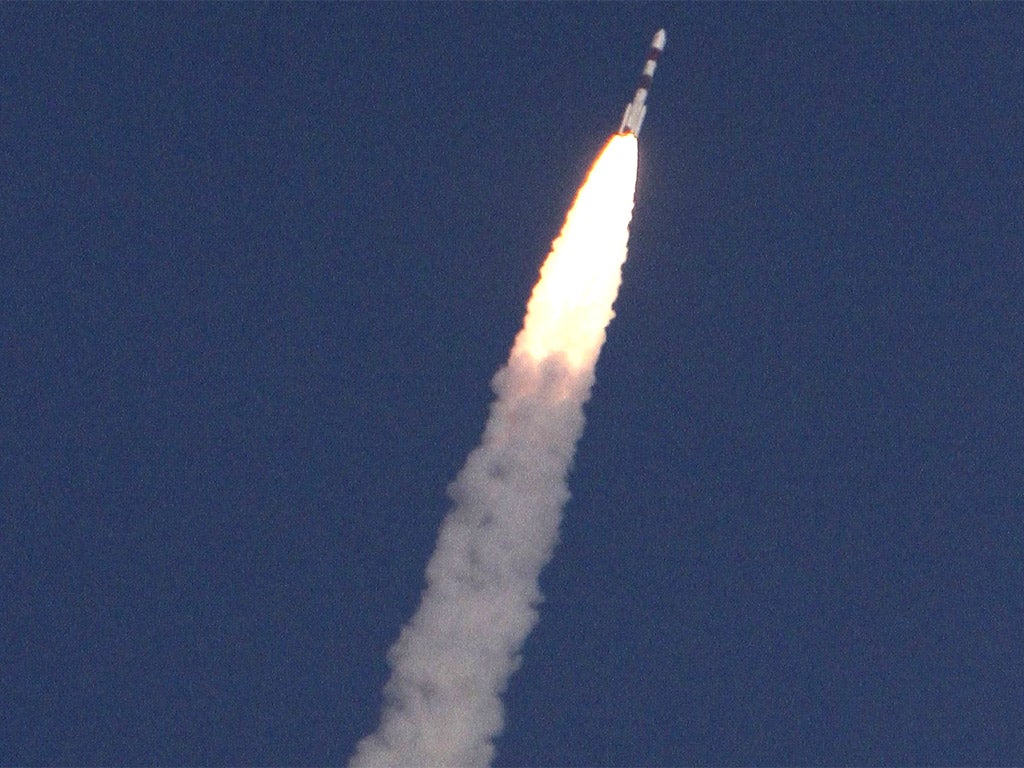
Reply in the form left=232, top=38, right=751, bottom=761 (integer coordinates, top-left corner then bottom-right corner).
left=3, top=4, right=1022, bottom=765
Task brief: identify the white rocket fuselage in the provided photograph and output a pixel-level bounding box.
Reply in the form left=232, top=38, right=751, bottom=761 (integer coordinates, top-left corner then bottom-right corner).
left=619, top=28, right=666, bottom=136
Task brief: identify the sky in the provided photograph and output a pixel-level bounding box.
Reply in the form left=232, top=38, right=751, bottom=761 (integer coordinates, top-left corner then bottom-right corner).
left=2, top=4, right=1023, bottom=766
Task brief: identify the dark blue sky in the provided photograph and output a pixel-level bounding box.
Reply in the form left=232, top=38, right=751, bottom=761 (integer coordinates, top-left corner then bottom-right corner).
left=3, top=5, right=1023, bottom=766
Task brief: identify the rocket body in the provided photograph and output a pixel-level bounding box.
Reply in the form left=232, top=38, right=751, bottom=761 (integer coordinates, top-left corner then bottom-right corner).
left=619, top=28, right=666, bottom=136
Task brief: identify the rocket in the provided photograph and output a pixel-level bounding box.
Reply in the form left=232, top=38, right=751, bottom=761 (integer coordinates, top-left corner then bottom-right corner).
left=619, top=28, right=666, bottom=136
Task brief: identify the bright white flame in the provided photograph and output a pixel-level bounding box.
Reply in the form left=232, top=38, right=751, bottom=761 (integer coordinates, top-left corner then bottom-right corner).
left=514, top=134, right=638, bottom=369
left=351, top=132, right=640, bottom=768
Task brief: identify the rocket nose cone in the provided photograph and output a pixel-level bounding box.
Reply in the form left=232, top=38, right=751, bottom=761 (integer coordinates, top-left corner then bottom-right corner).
left=653, top=29, right=666, bottom=49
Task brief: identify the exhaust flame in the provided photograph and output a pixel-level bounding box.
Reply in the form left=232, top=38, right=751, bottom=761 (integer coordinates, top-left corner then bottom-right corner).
left=514, top=135, right=639, bottom=369
left=350, top=134, right=639, bottom=768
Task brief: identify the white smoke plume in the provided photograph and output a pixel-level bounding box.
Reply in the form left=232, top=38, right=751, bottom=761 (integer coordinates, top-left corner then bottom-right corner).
left=351, top=134, right=639, bottom=767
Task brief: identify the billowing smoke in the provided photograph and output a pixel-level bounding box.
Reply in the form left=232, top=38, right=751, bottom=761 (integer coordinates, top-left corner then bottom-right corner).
left=351, top=134, right=639, bottom=767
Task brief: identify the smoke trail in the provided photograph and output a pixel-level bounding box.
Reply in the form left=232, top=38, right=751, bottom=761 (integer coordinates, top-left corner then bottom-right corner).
left=351, top=134, right=639, bottom=768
